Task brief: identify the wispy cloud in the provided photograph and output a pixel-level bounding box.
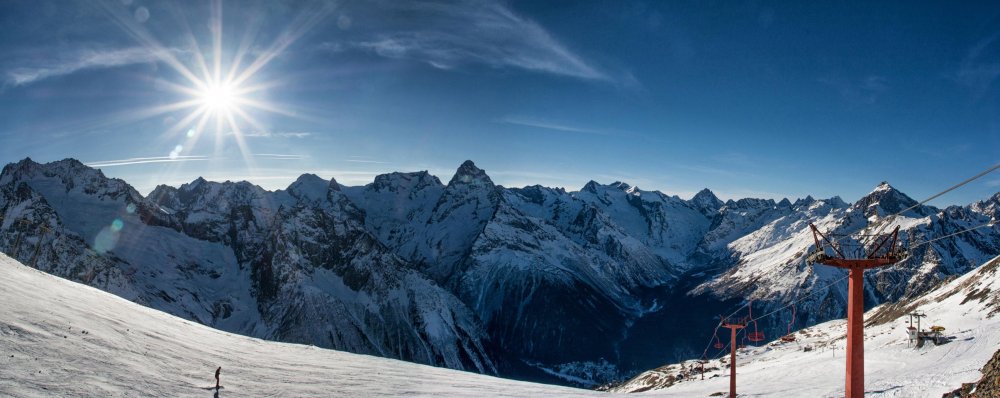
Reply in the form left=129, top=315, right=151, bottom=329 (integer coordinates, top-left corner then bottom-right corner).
left=953, top=34, right=1000, bottom=98
left=343, top=159, right=389, bottom=164
left=818, top=75, right=888, bottom=104
left=325, top=1, right=633, bottom=85
left=254, top=153, right=306, bottom=160
left=85, top=155, right=209, bottom=168
left=5, top=47, right=175, bottom=87
left=677, top=164, right=745, bottom=178
left=499, top=116, right=610, bottom=135
left=241, top=131, right=314, bottom=138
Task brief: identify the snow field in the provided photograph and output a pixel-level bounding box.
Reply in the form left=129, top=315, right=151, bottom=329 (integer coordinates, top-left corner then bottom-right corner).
left=0, top=253, right=606, bottom=397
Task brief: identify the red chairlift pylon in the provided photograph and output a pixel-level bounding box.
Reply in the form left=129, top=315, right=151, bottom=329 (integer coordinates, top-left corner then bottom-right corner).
left=720, top=315, right=746, bottom=398
left=781, top=306, right=797, bottom=342
left=807, top=223, right=904, bottom=398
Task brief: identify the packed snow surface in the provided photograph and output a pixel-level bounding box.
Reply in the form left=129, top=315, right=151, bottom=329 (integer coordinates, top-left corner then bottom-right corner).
left=611, top=255, right=1000, bottom=397
left=0, top=254, right=602, bottom=397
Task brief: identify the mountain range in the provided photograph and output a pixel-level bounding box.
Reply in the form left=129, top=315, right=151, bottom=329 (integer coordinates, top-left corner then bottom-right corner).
left=0, top=157, right=997, bottom=385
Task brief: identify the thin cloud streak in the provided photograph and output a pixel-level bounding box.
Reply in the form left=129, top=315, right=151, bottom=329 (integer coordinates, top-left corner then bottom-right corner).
left=85, top=155, right=209, bottom=168
left=241, top=131, right=314, bottom=138
left=254, top=153, right=306, bottom=160
left=953, top=34, right=1000, bottom=97
left=499, top=116, right=611, bottom=135
left=5, top=47, right=177, bottom=87
left=343, top=159, right=389, bottom=164
left=325, top=1, right=633, bottom=85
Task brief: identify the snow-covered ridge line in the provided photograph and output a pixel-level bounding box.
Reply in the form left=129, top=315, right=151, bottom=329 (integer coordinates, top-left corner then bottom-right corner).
left=1, top=156, right=998, bottom=387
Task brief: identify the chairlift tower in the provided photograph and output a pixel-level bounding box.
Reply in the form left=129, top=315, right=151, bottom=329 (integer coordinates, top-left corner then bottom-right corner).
left=720, top=316, right=746, bottom=398
left=807, top=223, right=903, bottom=398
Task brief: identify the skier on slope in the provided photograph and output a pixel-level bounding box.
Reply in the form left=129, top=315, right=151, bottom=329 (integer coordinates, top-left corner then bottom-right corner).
left=215, top=366, right=221, bottom=389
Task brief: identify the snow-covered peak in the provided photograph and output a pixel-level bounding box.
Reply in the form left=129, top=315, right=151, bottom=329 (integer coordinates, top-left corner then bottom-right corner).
left=723, top=197, right=777, bottom=212
left=827, top=195, right=847, bottom=208
left=327, top=176, right=342, bottom=192
left=0, top=157, right=117, bottom=191
left=970, top=192, right=1000, bottom=219
left=508, top=184, right=565, bottom=206
left=581, top=180, right=601, bottom=193
left=180, top=176, right=209, bottom=191
left=448, top=160, right=493, bottom=187
left=1, top=157, right=91, bottom=179
left=852, top=181, right=931, bottom=217
left=793, top=195, right=816, bottom=208
left=609, top=181, right=640, bottom=195
left=371, top=171, right=444, bottom=193
left=286, top=173, right=330, bottom=202
left=691, top=188, right=724, bottom=214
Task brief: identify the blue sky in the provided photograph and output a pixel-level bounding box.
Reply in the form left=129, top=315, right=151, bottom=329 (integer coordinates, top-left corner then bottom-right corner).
left=1, top=0, right=999, bottom=205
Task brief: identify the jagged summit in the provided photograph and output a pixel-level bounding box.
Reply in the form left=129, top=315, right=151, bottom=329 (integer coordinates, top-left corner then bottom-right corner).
left=690, top=188, right=724, bottom=216
left=1, top=157, right=102, bottom=182
left=371, top=170, right=443, bottom=192
left=610, top=181, right=635, bottom=192
left=853, top=181, right=929, bottom=217
left=291, top=173, right=325, bottom=186
left=579, top=180, right=641, bottom=195
left=286, top=173, right=330, bottom=201
left=691, top=188, right=722, bottom=206
left=183, top=176, right=208, bottom=190
left=448, top=160, right=493, bottom=187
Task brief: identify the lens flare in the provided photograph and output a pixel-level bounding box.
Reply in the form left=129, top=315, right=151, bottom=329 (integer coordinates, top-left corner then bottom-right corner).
left=94, top=0, right=332, bottom=169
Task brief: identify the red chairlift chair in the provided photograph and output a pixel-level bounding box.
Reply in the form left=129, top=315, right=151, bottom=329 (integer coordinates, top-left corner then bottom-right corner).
left=747, top=320, right=765, bottom=343
left=781, top=306, right=797, bottom=342
left=746, top=301, right=765, bottom=343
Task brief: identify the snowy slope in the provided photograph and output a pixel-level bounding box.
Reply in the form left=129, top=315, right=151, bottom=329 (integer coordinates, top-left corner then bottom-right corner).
left=0, top=253, right=596, bottom=397
left=610, top=255, right=1000, bottom=397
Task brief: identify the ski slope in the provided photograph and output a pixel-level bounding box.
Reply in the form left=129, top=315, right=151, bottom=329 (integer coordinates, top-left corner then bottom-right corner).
left=612, top=256, right=1000, bottom=397
left=0, top=253, right=603, bottom=397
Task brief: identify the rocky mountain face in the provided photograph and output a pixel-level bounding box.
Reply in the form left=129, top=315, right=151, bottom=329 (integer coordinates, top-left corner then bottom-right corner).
left=0, top=158, right=496, bottom=376
left=950, top=348, right=1000, bottom=397
left=0, top=157, right=997, bottom=386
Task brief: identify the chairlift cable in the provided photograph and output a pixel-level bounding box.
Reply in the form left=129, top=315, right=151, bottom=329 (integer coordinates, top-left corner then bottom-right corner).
left=696, top=162, right=1000, bottom=364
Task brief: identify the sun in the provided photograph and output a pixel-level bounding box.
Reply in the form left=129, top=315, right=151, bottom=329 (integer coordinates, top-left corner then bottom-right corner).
left=198, top=80, right=240, bottom=114
left=97, top=0, right=330, bottom=164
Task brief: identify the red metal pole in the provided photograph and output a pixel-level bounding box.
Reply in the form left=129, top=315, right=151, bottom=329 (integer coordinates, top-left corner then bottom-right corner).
left=846, top=267, right=865, bottom=398
left=730, top=325, right=737, bottom=398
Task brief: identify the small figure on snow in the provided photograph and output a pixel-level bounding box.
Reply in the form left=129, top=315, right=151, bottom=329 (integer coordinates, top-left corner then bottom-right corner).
left=215, top=366, right=221, bottom=389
